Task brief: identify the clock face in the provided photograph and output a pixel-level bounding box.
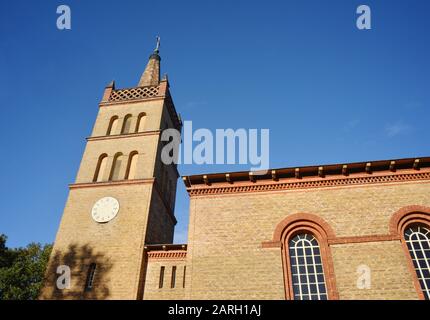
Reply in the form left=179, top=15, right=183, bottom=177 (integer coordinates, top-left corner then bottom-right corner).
left=91, top=197, right=119, bottom=223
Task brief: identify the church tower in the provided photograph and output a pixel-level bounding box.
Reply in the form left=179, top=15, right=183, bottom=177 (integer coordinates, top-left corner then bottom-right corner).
left=40, top=39, right=181, bottom=299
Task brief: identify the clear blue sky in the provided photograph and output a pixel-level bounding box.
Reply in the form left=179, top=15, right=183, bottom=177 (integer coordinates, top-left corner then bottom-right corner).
left=1, top=0, right=429, bottom=248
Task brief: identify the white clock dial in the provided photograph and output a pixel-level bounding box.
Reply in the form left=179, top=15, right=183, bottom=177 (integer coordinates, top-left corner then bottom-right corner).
left=91, top=197, right=119, bottom=223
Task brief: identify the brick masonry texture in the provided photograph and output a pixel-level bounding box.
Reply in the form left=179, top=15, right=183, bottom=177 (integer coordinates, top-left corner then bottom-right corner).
left=40, top=184, right=153, bottom=299
left=40, top=79, right=179, bottom=299
left=180, top=181, right=430, bottom=300
left=143, top=260, right=187, bottom=300
left=331, top=241, right=417, bottom=299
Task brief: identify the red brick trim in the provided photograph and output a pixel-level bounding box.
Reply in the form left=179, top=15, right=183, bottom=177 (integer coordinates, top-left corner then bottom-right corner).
left=389, top=205, right=430, bottom=300
left=86, top=130, right=161, bottom=141
left=261, top=241, right=282, bottom=248
left=271, top=213, right=336, bottom=243
left=187, top=171, right=430, bottom=197
left=263, top=234, right=402, bottom=247
left=389, top=205, right=430, bottom=235
left=327, top=234, right=400, bottom=245
left=69, top=178, right=155, bottom=189
left=147, top=250, right=187, bottom=261
left=271, top=213, right=339, bottom=300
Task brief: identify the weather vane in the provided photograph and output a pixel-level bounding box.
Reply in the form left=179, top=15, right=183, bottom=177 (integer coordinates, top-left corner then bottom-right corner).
left=155, top=36, right=160, bottom=52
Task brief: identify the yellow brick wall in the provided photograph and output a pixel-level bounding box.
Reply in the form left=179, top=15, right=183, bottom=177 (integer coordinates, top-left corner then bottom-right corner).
left=331, top=241, right=417, bottom=299
left=76, top=135, right=160, bottom=183
left=41, top=93, right=181, bottom=299
left=184, top=181, right=430, bottom=300
left=40, top=183, right=154, bottom=299
left=91, top=100, right=164, bottom=137
left=143, top=260, right=187, bottom=300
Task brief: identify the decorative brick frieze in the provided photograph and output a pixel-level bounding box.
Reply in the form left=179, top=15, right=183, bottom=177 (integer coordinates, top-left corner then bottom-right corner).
left=109, top=85, right=160, bottom=102
left=146, top=250, right=187, bottom=261
left=187, top=170, right=430, bottom=197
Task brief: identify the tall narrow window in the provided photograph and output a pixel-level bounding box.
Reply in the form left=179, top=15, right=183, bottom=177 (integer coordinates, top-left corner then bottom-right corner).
left=124, top=152, right=138, bottom=180
left=276, top=213, right=337, bottom=300
left=106, top=116, right=119, bottom=135
left=171, top=266, right=176, bottom=288
left=404, top=224, right=430, bottom=300
left=289, top=233, right=328, bottom=300
left=109, top=152, right=123, bottom=181
left=85, top=263, right=97, bottom=291
left=135, top=113, right=146, bottom=133
left=183, top=266, right=186, bottom=288
left=93, top=154, right=108, bottom=182
left=121, top=114, right=132, bottom=134
left=159, top=266, right=165, bottom=289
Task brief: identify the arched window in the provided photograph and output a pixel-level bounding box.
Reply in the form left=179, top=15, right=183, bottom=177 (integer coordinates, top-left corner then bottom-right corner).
left=109, top=152, right=123, bottom=181
left=135, top=113, right=146, bottom=133
left=121, top=114, right=132, bottom=134
left=268, top=213, right=338, bottom=300
left=390, top=206, right=430, bottom=300
left=93, top=154, right=108, bottom=182
left=404, top=224, right=430, bottom=300
left=288, top=233, right=328, bottom=300
left=106, top=116, right=119, bottom=135
left=124, top=152, right=138, bottom=180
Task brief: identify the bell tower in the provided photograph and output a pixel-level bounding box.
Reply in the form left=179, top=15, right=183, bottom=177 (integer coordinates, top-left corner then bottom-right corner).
left=40, top=39, right=181, bottom=299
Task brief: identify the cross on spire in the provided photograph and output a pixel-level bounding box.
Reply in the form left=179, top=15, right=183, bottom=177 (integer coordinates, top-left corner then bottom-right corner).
left=138, top=36, right=162, bottom=87
left=155, top=36, right=160, bottom=53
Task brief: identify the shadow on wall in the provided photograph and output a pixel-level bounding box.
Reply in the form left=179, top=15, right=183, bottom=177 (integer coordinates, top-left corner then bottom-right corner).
left=39, top=244, right=112, bottom=300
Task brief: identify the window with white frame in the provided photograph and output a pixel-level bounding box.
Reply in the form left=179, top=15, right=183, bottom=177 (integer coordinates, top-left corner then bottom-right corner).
left=289, top=233, right=328, bottom=300
left=404, top=224, right=430, bottom=300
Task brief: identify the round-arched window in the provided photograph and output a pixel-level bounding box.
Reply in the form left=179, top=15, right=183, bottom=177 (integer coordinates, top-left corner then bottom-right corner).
left=288, top=233, right=328, bottom=300
left=404, top=224, right=430, bottom=300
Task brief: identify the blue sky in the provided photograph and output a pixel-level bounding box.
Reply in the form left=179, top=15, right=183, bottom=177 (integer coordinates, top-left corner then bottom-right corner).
left=0, top=0, right=429, bottom=247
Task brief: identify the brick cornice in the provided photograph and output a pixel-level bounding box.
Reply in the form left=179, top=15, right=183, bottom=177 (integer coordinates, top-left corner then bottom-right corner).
left=86, top=130, right=161, bottom=141
left=187, top=170, right=430, bottom=197
left=69, top=178, right=155, bottom=189
left=146, top=250, right=187, bottom=261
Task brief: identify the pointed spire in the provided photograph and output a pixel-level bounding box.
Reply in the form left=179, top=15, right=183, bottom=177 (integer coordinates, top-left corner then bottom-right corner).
left=138, top=36, right=161, bottom=87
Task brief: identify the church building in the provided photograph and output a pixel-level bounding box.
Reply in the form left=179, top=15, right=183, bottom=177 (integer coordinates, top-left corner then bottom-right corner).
left=40, top=43, right=430, bottom=300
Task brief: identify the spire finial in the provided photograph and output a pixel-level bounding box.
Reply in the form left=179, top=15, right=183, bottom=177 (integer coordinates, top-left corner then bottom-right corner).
left=155, top=36, right=160, bottom=53
left=138, top=37, right=161, bottom=86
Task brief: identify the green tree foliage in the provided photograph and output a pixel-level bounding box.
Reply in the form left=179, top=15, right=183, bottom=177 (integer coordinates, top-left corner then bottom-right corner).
left=0, top=234, right=52, bottom=300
